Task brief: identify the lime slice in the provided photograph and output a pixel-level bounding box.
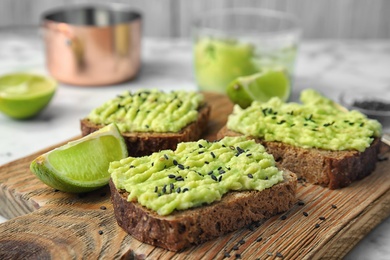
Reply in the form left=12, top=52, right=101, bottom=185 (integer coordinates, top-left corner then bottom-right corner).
left=226, top=70, right=291, bottom=108
left=0, top=73, right=57, bottom=119
left=30, top=124, right=128, bottom=193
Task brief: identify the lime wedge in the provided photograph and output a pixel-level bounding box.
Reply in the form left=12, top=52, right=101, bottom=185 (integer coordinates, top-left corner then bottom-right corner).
left=226, top=70, right=291, bottom=108
left=0, top=73, right=57, bottom=119
left=30, top=124, right=128, bottom=193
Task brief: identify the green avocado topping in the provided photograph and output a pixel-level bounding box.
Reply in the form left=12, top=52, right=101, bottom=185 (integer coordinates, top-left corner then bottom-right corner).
left=227, top=89, right=382, bottom=152
left=87, top=89, right=204, bottom=133
left=109, top=136, right=284, bottom=216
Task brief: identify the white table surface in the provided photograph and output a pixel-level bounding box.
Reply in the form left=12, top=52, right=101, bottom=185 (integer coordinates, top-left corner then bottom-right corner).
left=1, top=29, right=390, bottom=259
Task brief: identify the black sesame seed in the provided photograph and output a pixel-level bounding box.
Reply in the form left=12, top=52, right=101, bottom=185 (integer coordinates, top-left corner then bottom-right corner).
left=173, top=160, right=178, bottom=165
left=235, top=253, right=241, bottom=259
left=154, top=186, right=158, bottom=192
left=276, top=252, right=284, bottom=258
left=211, top=175, right=218, bottom=181
left=164, top=154, right=169, bottom=160
left=331, top=204, right=337, bottom=209
left=232, top=245, right=239, bottom=250
left=319, top=216, right=326, bottom=221
left=218, top=166, right=222, bottom=170
left=247, top=174, right=253, bottom=179
left=198, top=144, right=204, bottom=148
left=100, top=206, right=107, bottom=210
left=218, top=176, right=223, bottom=182
left=238, top=239, right=245, bottom=245
left=182, top=188, right=189, bottom=193
left=314, top=223, right=320, bottom=228
left=170, top=183, right=174, bottom=191
left=198, top=151, right=204, bottom=154
left=175, top=176, right=184, bottom=181
left=265, top=176, right=269, bottom=180
left=98, top=230, right=103, bottom=235
left=178, top=164, right=185, bottom=170
left=205, top=161, right=209, bottom=164
left=224, top=252, right=231, bottom=258
left=219, top=169, right=225, bottom=174
left=162, top=185, right=167, bottom=193
left=211, top=152, right=216, bottom=158
left=54, top=189, right=59, bottom=192
left=168, top=174, right=176, bottom=179
left=303, top=212, right=309, bottom=217
left=298, top=200, right=305, bottom=206
left=280, top=215, right=287, bottom=220
left=130, top=165, right=135, bottom=168
left=237, top=147, right=245, bottom=154
left=256, top=237, right=263, bottom=242
left=271, top=116, right=277, bottom=120
left=176, top=187, right=181, bottom=193
left=151, top=162, right=154, bottom=167
left=207, top=170, right=213, bottom=175
left=246, top=153, right=252, bottom=157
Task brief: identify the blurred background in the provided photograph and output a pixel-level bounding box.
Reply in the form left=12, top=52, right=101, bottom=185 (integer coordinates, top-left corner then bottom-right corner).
left=0, top=0, right=389, bottom=40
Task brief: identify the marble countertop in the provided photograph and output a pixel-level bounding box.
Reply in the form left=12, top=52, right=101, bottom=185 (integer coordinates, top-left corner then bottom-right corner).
left=1, top=29, right=390, bottom=259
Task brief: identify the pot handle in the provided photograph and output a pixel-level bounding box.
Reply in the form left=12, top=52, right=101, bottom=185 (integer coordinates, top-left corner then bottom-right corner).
left=50, top=23, right=85, bottom=68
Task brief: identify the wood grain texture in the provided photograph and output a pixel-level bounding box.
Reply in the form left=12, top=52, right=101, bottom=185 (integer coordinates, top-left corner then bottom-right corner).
left=0, top=92, right=390, bottom=259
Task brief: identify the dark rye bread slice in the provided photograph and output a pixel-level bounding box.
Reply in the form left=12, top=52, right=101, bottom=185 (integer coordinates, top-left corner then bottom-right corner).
left=217, top=126, right=381, bottom=189
left=80, top=104, right=211, bottom=157
left=109, top=171, right=297, bottom=252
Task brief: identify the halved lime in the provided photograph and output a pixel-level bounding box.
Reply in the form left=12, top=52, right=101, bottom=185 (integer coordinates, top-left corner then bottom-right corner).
left=0, top=73, right=57, bottom=119
left=226, top=70, right=291, bottom=108
left=30, top=124, right=128, bottom=193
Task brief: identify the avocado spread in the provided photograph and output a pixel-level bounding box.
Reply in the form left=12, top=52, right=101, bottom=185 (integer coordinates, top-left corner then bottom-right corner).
left=109, top=136, right=284, bottom=215
left=87, top=89, right=204, bottom=133
left=227, top=89, right=382, bottom=152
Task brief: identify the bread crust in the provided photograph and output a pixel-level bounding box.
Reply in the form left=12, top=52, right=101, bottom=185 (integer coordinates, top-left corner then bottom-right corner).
left=81, top=104, right=211, bottom=156
left=109, top=172, right=297, bottom=251
left=217, top=126, right=381, bottom=189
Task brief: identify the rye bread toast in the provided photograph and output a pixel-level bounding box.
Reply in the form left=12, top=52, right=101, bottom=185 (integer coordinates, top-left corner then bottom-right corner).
left=109, top=171, right=297, bottom=252
left=217, top=126, right=381, bottom=189
left=81, top=104, right=211, bottom=156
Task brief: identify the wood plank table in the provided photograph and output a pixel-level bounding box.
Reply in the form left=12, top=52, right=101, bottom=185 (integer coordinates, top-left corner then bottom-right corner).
left=1, top=93, right=389, bottom=259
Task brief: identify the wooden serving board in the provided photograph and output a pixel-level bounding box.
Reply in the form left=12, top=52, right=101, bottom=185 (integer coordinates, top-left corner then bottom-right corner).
left=1, top=92, right=390, bottom=259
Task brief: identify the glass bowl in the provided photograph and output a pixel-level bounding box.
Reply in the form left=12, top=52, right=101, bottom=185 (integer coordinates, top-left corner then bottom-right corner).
left=339, top=90, right=390, bottom=131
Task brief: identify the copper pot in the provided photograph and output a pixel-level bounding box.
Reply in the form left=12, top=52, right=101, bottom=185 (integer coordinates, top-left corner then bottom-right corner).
left=41, top=4, right=141, bottom=86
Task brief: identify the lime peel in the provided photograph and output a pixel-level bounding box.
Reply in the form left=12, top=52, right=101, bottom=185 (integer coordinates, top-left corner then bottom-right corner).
left=30, top=123, right=128, bottom=193
left=0, top=73, right=57, bottom=119
left=226, top=70, right=291, bottom=108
